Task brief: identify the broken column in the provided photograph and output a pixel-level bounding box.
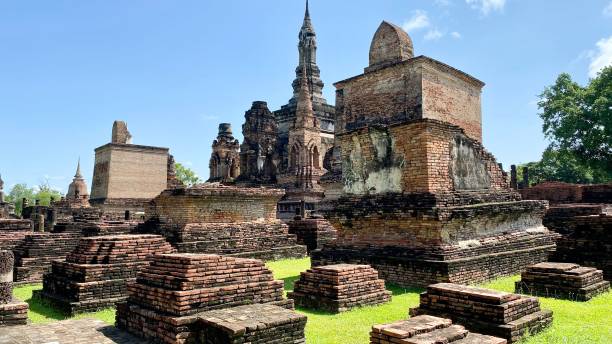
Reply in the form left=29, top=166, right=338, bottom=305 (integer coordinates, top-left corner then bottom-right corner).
left=371, top=315, right=507, bottom=344
left=311, top=21, right=557, bottom=287
left=116, top=253, right=306, bottom=343
left=36, top=234, right=174, bottom=314
left=409, top=283, right=552, bottom=343
left=0, top=250, right=28, bottom=326
left=515, top=262, right=610, bottom=301
left=288, top=264, right=391, bottom=313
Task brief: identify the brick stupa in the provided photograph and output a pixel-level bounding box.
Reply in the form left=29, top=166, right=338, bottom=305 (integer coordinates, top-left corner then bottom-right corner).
left=140, top=184, right=307, bottom=260
left=371, top=315, right=507, bottom=344
left=36, top=234, right=174, bottom=314
left=0, top=250, right=28, bottom=326
left=313, top=21, right=557, bottom=287
left=515, top=262, right=610, bottom=301
left=288, top=264, right=391, bottom=313
left=116, top=253, right=306, bottom=343
left=409, top=283, right=552, bottom=343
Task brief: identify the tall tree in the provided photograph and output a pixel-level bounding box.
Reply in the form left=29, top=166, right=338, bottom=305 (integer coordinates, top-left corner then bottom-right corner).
left=174, top=163, right=202, bottom=187
left=5, top=182, right=62, bottom=216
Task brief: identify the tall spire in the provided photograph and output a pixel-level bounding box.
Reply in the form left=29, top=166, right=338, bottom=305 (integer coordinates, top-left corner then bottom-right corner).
left=303, top=0, right=311, bottom=27
left=74, top=158, right=82, bottom=179
left=295, top=61, right=315, bottom=129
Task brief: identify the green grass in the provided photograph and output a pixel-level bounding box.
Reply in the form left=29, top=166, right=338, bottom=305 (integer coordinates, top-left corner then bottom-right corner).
left=14, top=257, right=612, bottom=343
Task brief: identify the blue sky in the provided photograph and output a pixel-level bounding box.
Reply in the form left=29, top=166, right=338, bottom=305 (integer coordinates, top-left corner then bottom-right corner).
left=0, top=0, right=610, bottom=193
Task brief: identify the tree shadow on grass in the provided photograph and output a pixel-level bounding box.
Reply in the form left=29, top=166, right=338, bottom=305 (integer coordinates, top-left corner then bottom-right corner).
left=24, top=289, right=67, bottom=321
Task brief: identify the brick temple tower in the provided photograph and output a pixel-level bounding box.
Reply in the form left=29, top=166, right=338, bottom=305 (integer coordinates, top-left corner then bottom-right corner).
left=274, top=0, right=335, bottom=175
left=66, top=159, right=89, bottom=201
left=238, top=101, right=278, bottom=184
left=208, top=123, right=240, bottom=182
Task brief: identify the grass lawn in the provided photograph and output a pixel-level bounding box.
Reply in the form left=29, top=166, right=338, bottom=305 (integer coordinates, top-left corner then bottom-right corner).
left=14, top=257, right=612, bottom=343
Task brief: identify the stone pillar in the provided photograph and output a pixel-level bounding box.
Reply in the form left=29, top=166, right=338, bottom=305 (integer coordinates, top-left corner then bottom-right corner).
left=47, top=208, right=57, bottom=231
left=125, top=210, right=131, bottom=221
left=35, top=199, right=40, bottom=206
left=522, top=167, right=530, bottom=189
left=0, top=250, right=14, bottom=304
left=35, top=214, right=45, bottom=232
left=510, top=165, right=518, bottom=189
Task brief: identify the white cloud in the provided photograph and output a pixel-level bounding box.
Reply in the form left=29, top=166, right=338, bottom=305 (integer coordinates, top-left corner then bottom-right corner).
left=435, top=0, right=452, bottom=6
left=604, top=1, right=612, bottom=17
left=588, top=36, right=612, bottom=78
left=451, top=31, right=462, bottom=39
left=424, top=29, right=444, bottom=41
left=402, top=10, right=430, bottom=32
left=466, top=0, right=506, bottom=15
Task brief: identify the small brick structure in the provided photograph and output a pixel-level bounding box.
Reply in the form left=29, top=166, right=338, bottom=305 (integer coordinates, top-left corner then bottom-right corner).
left=515, top=262, right=610, bottom=301
left=0, top=250, right=28, bottom=326
left=197, top=304, right=307, bottom=344
left=35, top=234, right=174, bottom=314
left=409, top=283, right=552, bottom=343
left=288, top=264, right=391, bottom=313
left=116, top=253, right=304, bottom=343
left=371, top=315, right=507, bottom=344
left=140, top=184, right=307, bottom=260
left=0, top=219, right=32, bottom=232
left=287, top=216, right=337, bottom=253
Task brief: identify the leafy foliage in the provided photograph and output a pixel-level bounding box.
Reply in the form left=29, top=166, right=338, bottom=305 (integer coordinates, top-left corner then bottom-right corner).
left=5, top=182, right=62, bottom=216
left=174, top=163, right=202, bottom=187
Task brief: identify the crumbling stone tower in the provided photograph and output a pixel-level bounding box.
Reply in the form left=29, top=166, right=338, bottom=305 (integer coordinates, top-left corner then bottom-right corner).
left=67, top=159, right=89, bottom=201
left=238, top=101, right=278, bottom=184
left=208, top=123, right=240, bottom=182
left=312, top=21, right=556, bottom=287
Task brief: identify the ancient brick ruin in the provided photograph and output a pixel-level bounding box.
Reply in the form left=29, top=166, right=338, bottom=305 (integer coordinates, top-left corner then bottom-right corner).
left=287, top=214, right=337, bottom=253
left=515, top=262, right=609, bottom=301
left=371, top=315, right=507, bottom=344
left=140, top=184, right=307, bottom=260
left=0, top=250, right=28, bottom=326
left=208, top=123, right=240, bottom=183
left=409, top=283, right=552, bottom=343
left=116, top=253, right=306, bottom=343
left=311, top=21, right=556, bottom=287
left=36, top=234, right=174, bottom=314
left=288, top=264, right=391, bottom=313
left=238, top=101, right=279, bottom=184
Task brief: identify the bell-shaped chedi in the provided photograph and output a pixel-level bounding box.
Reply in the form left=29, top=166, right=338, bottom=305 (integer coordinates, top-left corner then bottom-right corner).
left=366, top=21, right=414, bottom=73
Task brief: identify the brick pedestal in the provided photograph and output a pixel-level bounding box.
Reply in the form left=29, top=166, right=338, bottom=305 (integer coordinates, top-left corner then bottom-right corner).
left=409, top=283, right=552, bottom=343
left=287, top=217, right=337, bottom=253
left=116, top=253, right=303, bottom=344
left=35, top=234, right=174, bottom=314
left=515, top=262, right=610, bottom=301
left=371, top=315, right=506, bottom=344
left=0, top=250, right=28, bottom=326
left=288, top=264, right=391, bottom=312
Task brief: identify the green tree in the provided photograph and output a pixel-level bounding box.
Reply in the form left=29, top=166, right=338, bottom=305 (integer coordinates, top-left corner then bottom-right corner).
left=175, top=163, right=202, bottom=187
left=5, top=182, right=62, bottom=216
left=537, top=66, right=612, bottom=181
left=518, top=148, right=599, bottom=186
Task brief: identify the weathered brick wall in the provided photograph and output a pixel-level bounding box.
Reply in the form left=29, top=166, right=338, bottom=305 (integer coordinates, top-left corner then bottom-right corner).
left=520, top=182, right=612, bottom=204
left=91, top=144, right=169, bottom=200
left=339, top=119, right=508, bottom=195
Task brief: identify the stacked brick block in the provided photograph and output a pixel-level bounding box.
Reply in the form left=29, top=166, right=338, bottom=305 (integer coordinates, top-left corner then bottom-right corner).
left=116, top=253, right=304, bottom=344
left=36, top=234, right=174, bottom=314
left=288, top=264, right=391, bottom=312
left=409, top=283, right=552, bottom=343
left=13, top=233, right=81, bottom=283
left=0, top=250, right=28, bottom=326
left=515, top=262, right=609, bottom=301
left=287, top=217, right=337, bottom=253
left=371, top=315, right=506, bottom=344
left=141, top=185, right=307, bottom=260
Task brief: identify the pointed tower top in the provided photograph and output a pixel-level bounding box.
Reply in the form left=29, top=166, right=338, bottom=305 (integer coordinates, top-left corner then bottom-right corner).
left=295, top=61, right=316, bottom=129
left=301, top=0, right=314, bottom=34
left=305, top=0, right=310, bottom=19
left=74, top=158, right=83, bottom=179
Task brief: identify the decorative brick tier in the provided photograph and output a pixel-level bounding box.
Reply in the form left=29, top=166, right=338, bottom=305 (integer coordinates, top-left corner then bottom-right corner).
left=409, top=283, right=552, bottom=343
left=196, top=304, right=306, bottom=344
left=288, top=264, right=391, bottom=312
left=0, top=231, right=30, bottom=251
left=0, top=219, right=32, bottom=231
left=0, top=250, right=28, bottom=326
left=371, top=315, right=506, bottom=344
left=140, top=185, right=307, bottom=260
left=116, top=253, right=299, bottom=344
left=287, top=217, right=337, bottom=253
left=515, top=262, right=610, bottom=301
left=35, top=234, right=174, bottom=315
left=13, top=233, right=81, bottom=284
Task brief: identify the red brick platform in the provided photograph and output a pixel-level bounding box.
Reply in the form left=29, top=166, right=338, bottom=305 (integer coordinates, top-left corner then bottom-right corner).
left=116, top=253, right=303, bottom=344
left=515, top=262, right=610, bottom=301
left=35, top=234, right=174, bottom=314
left=288, top=264, right=391, bottom=313
left=371, top=315, right=507, bottom=344
left=409, top=283, right=552, bottom=343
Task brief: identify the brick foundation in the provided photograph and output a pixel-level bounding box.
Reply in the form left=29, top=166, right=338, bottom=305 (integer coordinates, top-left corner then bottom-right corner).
left=0, top=250, right=28, bottom=326
left=409, top=283, right=552, bottom=343
left=515, top=262, right=610, bottom=301
left=288, top=264, right=391, bottom=312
